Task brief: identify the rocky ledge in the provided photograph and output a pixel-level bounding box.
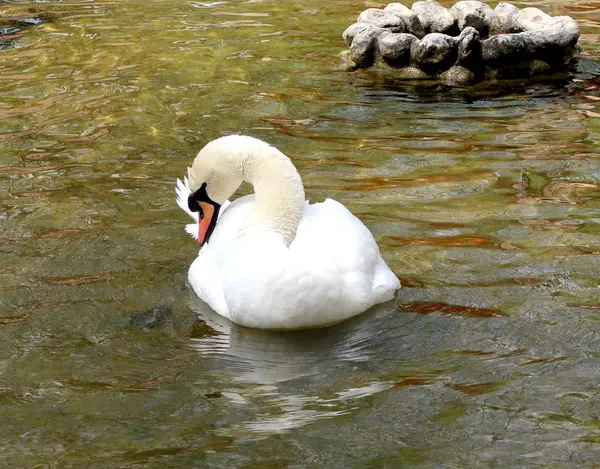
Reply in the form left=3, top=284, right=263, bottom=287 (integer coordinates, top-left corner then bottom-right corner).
left=340, top=1, right=580, bottom=85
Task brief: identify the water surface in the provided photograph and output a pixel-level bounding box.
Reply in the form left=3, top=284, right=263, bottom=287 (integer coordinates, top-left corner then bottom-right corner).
left=1, top=0, right=600, bottom=467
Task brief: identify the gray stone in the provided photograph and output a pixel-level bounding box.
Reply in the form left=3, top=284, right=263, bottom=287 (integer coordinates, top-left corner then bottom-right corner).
left=449, top=1, right=496, bottom=36
left=350, top=26, right=390, bottom=67
left=378, top=32, right=418, bottom=66
left=384, top=3, right=425, bottom=38
left=521, top=18, right=580, bottom=66
left=411, top=32, right=458, bottom=73
left=412, top=0, right=457, bottom=35
left=456, top=26, right=481, bottom=70
left=513, top=7, right=551, bottom=32
left=343, top=22, right=374, bottom=46
left=545, top=16, right=580, bottom=46
left=440, top=65, right=476, bottom=85
left=357, top=8, right=405, bottom=32
left=339, top=2, right=580, bottom=83
left=481, top=33, right=530, bottom=66
left=494, top=2, right=520, bottom=33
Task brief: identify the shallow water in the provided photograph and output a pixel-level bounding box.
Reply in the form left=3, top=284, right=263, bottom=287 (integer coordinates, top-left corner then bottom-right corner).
left=1, top=0, right=600, bottom=467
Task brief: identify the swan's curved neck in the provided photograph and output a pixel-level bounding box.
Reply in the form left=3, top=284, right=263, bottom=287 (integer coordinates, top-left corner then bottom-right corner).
left=235, top=139, right=305, bottom=246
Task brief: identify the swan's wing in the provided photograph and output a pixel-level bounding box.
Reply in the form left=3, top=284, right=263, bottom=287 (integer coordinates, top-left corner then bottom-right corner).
left=293, top=198, right=400, bottom=302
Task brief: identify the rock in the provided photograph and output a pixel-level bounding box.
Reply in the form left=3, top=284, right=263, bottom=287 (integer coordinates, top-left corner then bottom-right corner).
left=449, top=1, right=496, bottom=36
left=396, top=65, right=429, bottom=79
left=411, top=32, right=458, bottom=73
left=440, top=65, right=476, bottom=85
left=521, top=21, right=579, bottom=66
left=129, top=303, right=172, bottom=330
left=339, top=2, right=580, bottom=83
left=481, top=33, right=530, bottom=67
left=528, top=60, right=551, bottom=74
left=384, top=3, right=425, bottom=38
left=339, top=49, right=359, bottom=71
left=351, top=26, right=390, bottom=67
left=512, top=7, right=551, bottom=32
left=456, top=26, right=482, bottom=71
left=343, top=22, right=373, bottom=46
left=378, top=32, right=418, bottom=67
left=545, top=16, right=580, bottom=47
left=357, top=8, right=405, bottom=32
left=412, top=0, right=457, bottom=35
left=494, top=2, right=520, bottom=33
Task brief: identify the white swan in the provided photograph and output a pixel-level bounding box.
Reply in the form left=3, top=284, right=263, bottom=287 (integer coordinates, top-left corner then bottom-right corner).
left=176, top=135, right=400, bottom=330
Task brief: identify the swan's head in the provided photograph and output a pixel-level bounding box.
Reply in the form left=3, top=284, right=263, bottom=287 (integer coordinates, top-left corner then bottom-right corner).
left=186, top=136, right=244, bottom=246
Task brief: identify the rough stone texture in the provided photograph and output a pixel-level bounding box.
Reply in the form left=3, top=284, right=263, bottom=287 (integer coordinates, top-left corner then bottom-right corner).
left=412, top=0, right=457, bottom=35
left=396, top=65, right=429, bottom=79
left=545, top=16, right=580, bottom=47
left=440, top=65, right=476, bottom=84
left=358, top=8, right=405, bottom=32
left=384, top=3, right=425, bottom=38
left=481, top=33, right=529, bottom=66
left=339, top=49, right=358, bottom=70
left=513, top=7, right=551, bottom=32
left=522, top=21, right=579, bottom=66
left=456, top=26, right=482, bottom=71
left=378, top=32, right=418, bottom=66
left=411, top=33, right=458, bottom=73
left=350, top=26, right=390, bottom=67
left=343, top=22, right=372, bottom=46
left=494, top=2, right=520, bottom=33
left=340, top=2, right=580, bottom=84
left=450, top=1, right=496, bottom=36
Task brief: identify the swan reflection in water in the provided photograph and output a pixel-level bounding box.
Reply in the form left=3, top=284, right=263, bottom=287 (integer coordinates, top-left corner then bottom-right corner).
left=186, top=294, right=400, bottom=436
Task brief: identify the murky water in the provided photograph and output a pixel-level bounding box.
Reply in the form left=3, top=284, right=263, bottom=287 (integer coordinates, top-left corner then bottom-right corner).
left=1, top=0, right=599, bottom=466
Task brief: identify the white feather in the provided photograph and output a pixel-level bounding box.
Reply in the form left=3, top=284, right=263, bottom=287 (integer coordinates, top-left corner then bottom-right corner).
left=176, top=177, right=198, bottom=223
left=185, top=223, right=199, bottom=241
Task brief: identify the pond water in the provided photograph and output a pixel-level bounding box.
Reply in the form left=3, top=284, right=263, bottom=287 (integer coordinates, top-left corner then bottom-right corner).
left=1, top=0, right=600, bottom=467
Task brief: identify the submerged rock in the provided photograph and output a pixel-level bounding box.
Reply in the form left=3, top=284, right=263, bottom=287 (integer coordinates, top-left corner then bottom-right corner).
left=129, top=303, right=172, bottom=330
left=0, top=12, right=52, bottom=50
left=440, top=65, right=476, bottom=85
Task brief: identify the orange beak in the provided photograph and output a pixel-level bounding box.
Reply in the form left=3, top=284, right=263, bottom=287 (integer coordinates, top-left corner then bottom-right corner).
left=197, top=201, right=216, bottom=246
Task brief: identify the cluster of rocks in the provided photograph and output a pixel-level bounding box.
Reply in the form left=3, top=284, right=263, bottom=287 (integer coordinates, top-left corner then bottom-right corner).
left=341, top=1, right=580, bottom=84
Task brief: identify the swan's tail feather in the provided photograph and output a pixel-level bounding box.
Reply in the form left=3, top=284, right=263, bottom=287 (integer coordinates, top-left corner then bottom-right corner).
left=176, top=177, right=199, bottom=223
left=372, top=259, right=401, bottom=301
